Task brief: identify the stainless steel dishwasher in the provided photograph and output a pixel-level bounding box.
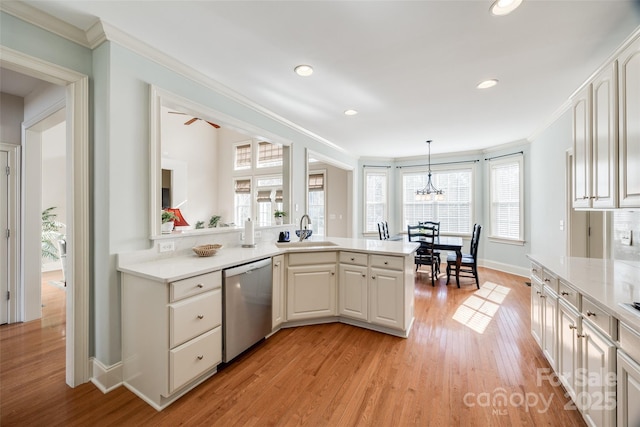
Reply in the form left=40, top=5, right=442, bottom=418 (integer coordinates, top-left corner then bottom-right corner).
left=222, top=258, right=272, bottom=363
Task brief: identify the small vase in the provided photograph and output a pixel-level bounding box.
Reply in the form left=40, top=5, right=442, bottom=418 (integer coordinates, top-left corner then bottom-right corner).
left=161, top=221, right=174, bottom=234
left=275, top=217, right=283, bottom=225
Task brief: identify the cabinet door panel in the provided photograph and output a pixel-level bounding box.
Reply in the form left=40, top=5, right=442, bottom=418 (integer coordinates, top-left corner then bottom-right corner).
left=558, top=301, right=580, bottom=401
left=617, top=350, right=640, bottom=427
left=272, top=255, right=285, bottom=329
left=531, top=279, right=543, bottom=346
left=287, top=265, right=337, bottom=320
left=619, top=36, right=640, bottom=207
left=573, top=88, right=592, bottom=208
left=542, top=290, right=558, bottom=370
left=370, top=268, right=403, bottom=329
left=592, top=62, right=618, bottom=208
left=338, top=264, right=368, bottom=321
left=581, top=321, right=616, bottom=427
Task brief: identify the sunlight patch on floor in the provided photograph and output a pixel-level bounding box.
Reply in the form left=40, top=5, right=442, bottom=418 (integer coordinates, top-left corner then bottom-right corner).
left=452, top=282, right=511, bottom=334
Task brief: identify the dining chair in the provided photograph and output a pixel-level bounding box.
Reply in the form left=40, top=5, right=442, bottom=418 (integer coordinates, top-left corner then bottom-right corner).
left=419, top=221, right=441, bottom=273
left=407, top=225, right=439, bottom=286
left=377, top=221, right=390, bottom=240
left=446, top=224, right=482, bottom=289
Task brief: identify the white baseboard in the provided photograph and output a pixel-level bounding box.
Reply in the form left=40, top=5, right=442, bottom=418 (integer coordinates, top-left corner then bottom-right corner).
left=479, top=258, right=529, bottom=279
left=90, top=357, right=123, bottom=393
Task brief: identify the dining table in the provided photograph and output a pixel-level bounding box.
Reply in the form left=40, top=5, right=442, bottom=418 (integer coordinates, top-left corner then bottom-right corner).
left=408, top=234, right=464, bottom=286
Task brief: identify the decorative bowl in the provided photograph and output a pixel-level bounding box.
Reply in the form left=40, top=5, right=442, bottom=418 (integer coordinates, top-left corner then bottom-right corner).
left=192, top=244, right=223, bottom=257
left=295, top=230, right=313, bottom=239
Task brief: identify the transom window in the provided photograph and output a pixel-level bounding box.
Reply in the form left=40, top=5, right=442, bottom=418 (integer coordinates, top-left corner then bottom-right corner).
left=234, top=143, right=252, bottom=170
left=257, top=141, right=283, bottom=168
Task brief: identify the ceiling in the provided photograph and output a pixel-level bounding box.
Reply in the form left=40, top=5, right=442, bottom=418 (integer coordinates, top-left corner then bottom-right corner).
left=0, top=67, right=48, bottom=97
left=9, top=1, right=640, bottom=158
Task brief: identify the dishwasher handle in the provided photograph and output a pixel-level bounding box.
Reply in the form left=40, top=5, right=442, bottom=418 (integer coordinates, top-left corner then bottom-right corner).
left=223, top=257, right=272, bottom=278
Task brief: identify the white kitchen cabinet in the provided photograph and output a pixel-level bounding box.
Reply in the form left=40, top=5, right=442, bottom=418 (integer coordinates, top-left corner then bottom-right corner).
left=618, top=322, right=640, bottom=427
left=558, top=299, right=581, bottom=402
left=572, top=62, right=618, bottom=209
left=370, top=266, right=405, bottom=330
left=581, top=319, right=617, bottom=427
left=338, top=262, right=368, bottom=321
left=272, top=255, right=285, bottom=329
left=287, top=251, right=337, bottom=321
left=531, top=277, right=543, bottom=347
left=542, top=286, right=558, bottom=370
left=122, top=270, right=222, bottom=410
left=618, top=35, right=640, bottom=208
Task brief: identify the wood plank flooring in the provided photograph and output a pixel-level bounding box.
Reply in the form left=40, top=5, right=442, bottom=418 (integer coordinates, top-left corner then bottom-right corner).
left=0, top=267, right=587, bottom=426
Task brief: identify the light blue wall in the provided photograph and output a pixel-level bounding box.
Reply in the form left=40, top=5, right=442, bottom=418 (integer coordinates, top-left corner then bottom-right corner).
left=529, top=110, right=573, bottom=257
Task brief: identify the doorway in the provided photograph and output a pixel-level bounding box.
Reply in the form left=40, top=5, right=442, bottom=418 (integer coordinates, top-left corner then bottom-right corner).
left=566, top=150, right=608, bottom=258
left=1, top=47, right=90, bottom=387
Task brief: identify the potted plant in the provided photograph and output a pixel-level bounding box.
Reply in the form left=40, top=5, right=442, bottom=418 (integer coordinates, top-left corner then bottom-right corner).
left=161, top=210, right=177, bottom=233
left=209, top=215, right=221, bottom=228
left=274, top=210, right=287, bottom=225
left=42, top=206, right=64, bottom=261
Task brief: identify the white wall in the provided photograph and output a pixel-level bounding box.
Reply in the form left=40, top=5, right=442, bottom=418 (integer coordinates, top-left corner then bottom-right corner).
left=529, top=110, right=573, bottom=257
left=0, top=93, right=23, bottom=144
left=161, top=106, right=218, bottom=226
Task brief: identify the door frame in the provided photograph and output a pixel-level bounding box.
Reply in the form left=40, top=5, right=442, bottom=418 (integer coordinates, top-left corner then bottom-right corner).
left=1, top=46, right=90, bottom=387
left=0, top=143, right=20, bottom=324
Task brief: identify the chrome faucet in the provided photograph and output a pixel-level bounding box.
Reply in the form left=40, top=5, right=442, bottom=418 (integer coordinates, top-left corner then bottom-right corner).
left=299, top=214, right=312, bottom=241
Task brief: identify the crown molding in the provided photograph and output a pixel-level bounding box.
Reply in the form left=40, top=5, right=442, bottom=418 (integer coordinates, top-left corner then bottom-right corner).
left=1, top=3, right=351, bottom=158
left=0, top=1, right=90, bottom=47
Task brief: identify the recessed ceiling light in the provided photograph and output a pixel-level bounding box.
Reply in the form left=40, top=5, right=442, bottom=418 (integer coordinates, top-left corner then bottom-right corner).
left=294, top=64, right=313, bottom=77
left=344, top=109, right=358, bottom=116
left=490, top=0, right=523, bottom=16
left=477, top=79, right=499, bottom=89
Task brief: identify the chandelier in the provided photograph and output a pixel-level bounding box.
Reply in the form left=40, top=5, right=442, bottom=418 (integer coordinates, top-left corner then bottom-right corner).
left=415, top=140, right=444, bottom=201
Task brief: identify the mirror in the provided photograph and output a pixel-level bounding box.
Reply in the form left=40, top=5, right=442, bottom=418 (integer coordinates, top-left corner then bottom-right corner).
left=150, top=85, right=291, bottom=237
left=306, top=149, right=354, bottom=238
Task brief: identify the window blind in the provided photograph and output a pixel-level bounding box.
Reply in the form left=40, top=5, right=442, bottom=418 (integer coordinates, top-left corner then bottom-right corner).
left=490, top=158, right=522, bottom=240
left=308, top=173, right=324, bottom=192
left=234, top=179, right=251, bottom=194
left=235, top=144, right=251, bottom=169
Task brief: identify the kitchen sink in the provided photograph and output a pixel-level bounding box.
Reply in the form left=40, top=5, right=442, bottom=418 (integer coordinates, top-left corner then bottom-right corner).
left=275, top=240, right=339, bottom=248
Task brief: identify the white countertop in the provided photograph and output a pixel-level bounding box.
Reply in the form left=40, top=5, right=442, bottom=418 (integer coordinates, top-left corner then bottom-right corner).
left=527, top=254, right=640, bottom=332
left=118, top=236, right=420, bottom=283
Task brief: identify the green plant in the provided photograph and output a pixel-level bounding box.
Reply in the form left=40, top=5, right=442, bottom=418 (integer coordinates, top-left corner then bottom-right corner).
left=274, top=210, right=287, bottom=218
left=195, top=221, right=205, bottom=229
left=162, top=210, right=177, bottom=224
left=209, top=215, right=221, bottom=228
left=42, top=207, right=64, bottom=261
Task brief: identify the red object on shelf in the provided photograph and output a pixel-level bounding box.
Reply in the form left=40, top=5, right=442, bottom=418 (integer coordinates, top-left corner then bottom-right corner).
left=166, top=208, right=189, bottom=226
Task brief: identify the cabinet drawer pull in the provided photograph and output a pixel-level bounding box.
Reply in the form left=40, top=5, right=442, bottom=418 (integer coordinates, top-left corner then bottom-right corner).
left=197, top=314, right=204, bottom=320
left=384, top=261, right=389, bottom=265
left=372, top=276, right=376, bottom=280
left=196, top=284, right=204, bottom=289
left=536, top=291, right=541, bottom=295
left=569, top=324, right=577, bottom=330
left=586, top=311, right=596, bottom=317
left=577, top=334, right=586, bottom=338
left=532, top=268, right=538, bottom=273
left=561, top=291, right=570, bottom=296
left=197, top=355, right=204, bottom=360
left=540, top=295, right=546, bottom=299
left=331, top=272, right=335, bottom=276
left=350, top=257, right=355, bottom=261
left=362, top=274, right=366, bottom=278
left=544, top=278, right=550, bottom=283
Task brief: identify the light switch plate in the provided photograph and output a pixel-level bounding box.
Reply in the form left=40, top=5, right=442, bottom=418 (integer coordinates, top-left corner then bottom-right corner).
left=621, top=230, right=632, bottom=246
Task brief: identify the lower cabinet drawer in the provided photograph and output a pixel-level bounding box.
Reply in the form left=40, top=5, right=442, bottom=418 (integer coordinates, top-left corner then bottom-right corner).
left=558, top=280, right=580, bottom=311
left=170, top=290, right=221, bottom=348
left=169, top=326, right=221, bottom=394
left=620, top=322, right=640, bottom=364
left=370, top=254, right=403, bottom=271
left=582, top=297, right=617, bottom=340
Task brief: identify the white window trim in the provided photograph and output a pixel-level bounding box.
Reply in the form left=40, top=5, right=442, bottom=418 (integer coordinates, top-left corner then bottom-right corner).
left=488, top=154, right=524, bottom=244
left=362, top=167, right=389, bottom=236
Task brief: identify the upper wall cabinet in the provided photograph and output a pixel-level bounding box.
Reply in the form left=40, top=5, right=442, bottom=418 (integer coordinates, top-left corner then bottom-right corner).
left=618, top=36, right=640, bottom=208
left=572, top=33, right=640, bottom=209
left=572, top=62, right=618, bottom=209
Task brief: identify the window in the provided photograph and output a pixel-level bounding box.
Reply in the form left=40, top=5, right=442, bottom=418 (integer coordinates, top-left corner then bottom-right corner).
left=234, top=143, right=252, bottom=170
left=401, top=168, right=473, bottom=234
left=489, top=155, right=523, bottom=243
left=255, top=175, right=283, bottom=227
left=234, top=178, right=251, bottom=225
left=308, top=172, right=325, bottom=236
left=257, top=141, right=283, bottom=168
left=363, top=168, right=388, bottom=233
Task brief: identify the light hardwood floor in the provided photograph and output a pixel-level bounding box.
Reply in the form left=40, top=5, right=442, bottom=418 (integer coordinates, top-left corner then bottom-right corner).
left=1, top=267, right=586, bottom=426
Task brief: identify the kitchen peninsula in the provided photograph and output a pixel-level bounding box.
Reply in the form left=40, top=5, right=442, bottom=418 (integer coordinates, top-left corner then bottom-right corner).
left=118, top=236, right=420, bottom=410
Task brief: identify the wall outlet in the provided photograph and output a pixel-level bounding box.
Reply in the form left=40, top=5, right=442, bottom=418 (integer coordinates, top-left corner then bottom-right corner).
left=621, top=230, right=632, bottom=246
left=159, top=241, right=175, bottom=253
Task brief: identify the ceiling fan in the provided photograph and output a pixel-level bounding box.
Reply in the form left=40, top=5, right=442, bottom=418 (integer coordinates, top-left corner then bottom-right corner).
left=168, top=111, right=220, bottom=128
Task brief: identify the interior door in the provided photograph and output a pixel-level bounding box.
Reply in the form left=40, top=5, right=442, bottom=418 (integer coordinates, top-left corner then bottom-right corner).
left=1, top=149, right=9, bottom=324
